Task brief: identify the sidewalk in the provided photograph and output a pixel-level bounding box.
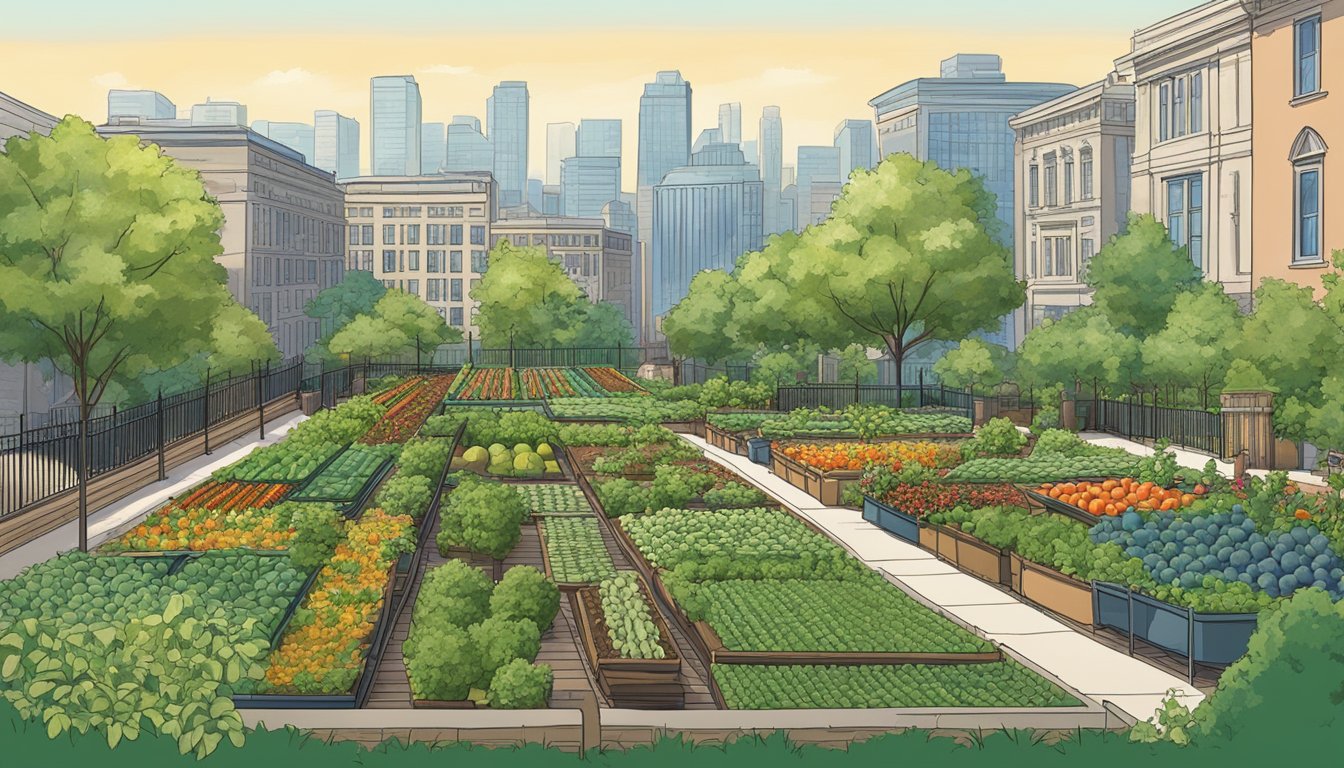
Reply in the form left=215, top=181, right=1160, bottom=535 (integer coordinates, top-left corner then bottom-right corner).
left=1077, top=431, right=1326, bottom=489
left=0, top=411, right=307, bottom=580
left=680, top=434, right=1205, bottom=724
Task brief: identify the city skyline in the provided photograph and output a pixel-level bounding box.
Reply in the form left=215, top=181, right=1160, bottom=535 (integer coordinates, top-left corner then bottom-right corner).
left=0, top=2, right=1196, bottom=190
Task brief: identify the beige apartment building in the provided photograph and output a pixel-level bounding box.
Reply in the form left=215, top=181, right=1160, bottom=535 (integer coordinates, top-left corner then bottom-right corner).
left=490, top=216, right=635, bottom=326
left=1115, top=0, right=1255, bottom=308
left=341, top=174, right=497, bottom=336
left=1248, top=0, right=1342, bottom=298
left=100, top=119, right=347, bottom=358
left=1011, top=75, right=1136, bottom=338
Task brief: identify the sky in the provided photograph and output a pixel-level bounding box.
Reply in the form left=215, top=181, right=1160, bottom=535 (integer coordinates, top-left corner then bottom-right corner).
left=1, top=0, right=1198, bottom=189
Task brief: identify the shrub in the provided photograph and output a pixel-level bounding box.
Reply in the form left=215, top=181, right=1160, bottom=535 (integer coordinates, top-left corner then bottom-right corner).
left=469, top=616, right=542, bottom=688
left=288, top=505, right=345, bottom=571
left=963, top=417, right=1027, bottom=458
left=420, top=414, right=465, bottom=438
left=1030, top=406, right=1062, bottom=434
left=438, top=477, right=528, bottom=559
left=403, top=624, right=481, bottom=701
left=462, top=409, right=559, bottom=447
left=697, top=377, right=772, bottom=409
left=703, top=482, right=767, bottom=510
left=490, top=565, right=561, bottom=629
left=413, top=560, right=494, bottom=629
left=398, top=438, right=452, bottom=481
left=375, top=474, right=433, bottom=520
left=556, top=423, right=634, bottom=447
left=647, top=465, right=716, bottom=510
left=487, top=659, right=553, bottom=709
left=595, top=478, right=651, bottom=518
left=1034, top=428, right=1091, bottom=456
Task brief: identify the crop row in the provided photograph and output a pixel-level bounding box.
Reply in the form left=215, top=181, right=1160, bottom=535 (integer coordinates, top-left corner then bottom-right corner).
left=360, top=375, right=454, bottom=444
left=542, top=517, right=617, bottom=584
left=171, top=480, right=293, bottom=511
left=217, top=396, right=386, bottom=483
left=105, top=500, right=336, bottom=553
left=291, top=444, right=398, bottom=502
left=448, top=366, right=519, bottom=401
left=514, top=483, right=592, bottom=515
left=778, top=441, right=963, bottom=473
left=548, top=397, right=704, bottom=424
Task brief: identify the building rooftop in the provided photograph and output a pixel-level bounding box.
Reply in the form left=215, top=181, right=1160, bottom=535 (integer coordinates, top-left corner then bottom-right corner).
left=99, top=118, right=310, bottom=166
left=868, top=53, right=1075, bottom=119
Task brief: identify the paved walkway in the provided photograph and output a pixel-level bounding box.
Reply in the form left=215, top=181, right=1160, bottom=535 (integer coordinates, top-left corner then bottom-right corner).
left=0, top=412, right=307, bottom=580
left=680, top=434, right=1205, bottom=724
left=1078, top=431, right=1326, bottom=489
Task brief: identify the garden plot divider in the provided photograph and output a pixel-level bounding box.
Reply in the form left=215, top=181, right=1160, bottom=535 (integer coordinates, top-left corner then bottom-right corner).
left=571, top=572, right=686, bottom=709
left=1092, top=581, right=1257, bottom=676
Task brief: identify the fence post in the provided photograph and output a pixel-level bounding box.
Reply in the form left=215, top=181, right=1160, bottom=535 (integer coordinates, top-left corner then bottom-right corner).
left=467, top=332, right=474, bottom=365
left=415, top=334, right=422, bottom=375
left=203, top=369, right=211, bottom=456
left=257, top=362, right=266, bottom=440
left=918, top=368, right=925, bottom=408
left=16, top=413, right=24, bottom=511
left=157, top=389, right=166, bottom=481
left=617, top=341, right=623, bottom=372
left=509, top=333, right=516, bottom=368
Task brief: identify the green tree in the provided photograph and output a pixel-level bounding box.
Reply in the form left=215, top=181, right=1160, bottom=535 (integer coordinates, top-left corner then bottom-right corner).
left=739, top=154, right=1024, bottom=390
left=470, top=241, right=586, bottom=348
left=1140, top=282, right=1243, bottom=409
left=932, top=338, right=1009, bottom=394
left=1085, top=214, right=1202, bottom=337
left=327, top=314, right=407, bottom=360
left=0, top=117, right=236, bottom=549
left=326, top=289, right=459, bottom=362
left=305, top=271, right=386, bottom=357
left=662, top=268, right=747, bottom=364
left=573, top=301, right=635, bottom=348
left=1017, top=308, right=1139, bottom=398
left=835, top=344, right=878, bottom=385
left=751, top=348, right=814, bottom=387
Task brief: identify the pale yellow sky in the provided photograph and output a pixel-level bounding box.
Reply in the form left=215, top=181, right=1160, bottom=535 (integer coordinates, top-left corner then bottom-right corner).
left=1, top=27, right=1133, bottom=187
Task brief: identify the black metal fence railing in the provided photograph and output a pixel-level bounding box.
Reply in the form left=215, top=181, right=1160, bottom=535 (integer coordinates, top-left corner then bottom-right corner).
left=1078, top=398, right=1225, bottom=457
left=774, top=383, right=975, bottom=421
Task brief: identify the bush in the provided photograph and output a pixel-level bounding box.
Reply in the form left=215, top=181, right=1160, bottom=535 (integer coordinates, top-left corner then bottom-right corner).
left=703, top=482, right=767, bottom=510
left=595, top=478, right=651, bottom=518
left=697, top=377, right=772, bottom=409
left=462, top=409, right=559, bottom=447
left=490, top=565, right=561, bottom=629
left=375, top=474, right=433, bottom=520
left=1030, top=406, right=1062, bottom=434
left=420, top=413, right=465, bottom=438
left=288, top=505, right=345, bottom=571
left=648, top=465, right=716, bottom=510
left=1034, top=428, right=1091, bottom=456
left=469, top=616, right=542, bottom=688
left=438, top=477, right=528, bottom=560
left=963, top=417, right=1027, bottom=458
left=398, top=438, right=453, bottom=481
left=487, top=659, right=553, bottom=709
left=557, top=423, right=634, bottom=447
left=403, top=624, right=481, bottom=701
left=413, top=560, right=494, bottom=629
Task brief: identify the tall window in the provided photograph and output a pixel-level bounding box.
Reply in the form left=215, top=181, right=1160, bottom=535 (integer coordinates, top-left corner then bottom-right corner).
left=1166, top=174, right=1204, bottom=269
left=1063, top=153, right=1075, bottom=205
left=1291, top=127, right=1327, bottom=264
left=361, top=225, right=373, bottom=245
left=451, top=278, right=463, bottom=301
left=450, top=250, right=463, bottom=273
left=1029, top=164, right=1040, bottom=207
left=1080, top=146, right=1094, bottom=200
left=449, top=307, right=464, bottom=327
left=1190, top=73, right=1203, bottom=133
left=450, top=225, right=463, bottom=245
left=1157, top=72, right=1203, bottom=142
left=1041, top=235, right=1072, bottom=277
left=382, top=225, right=396, bottom=245
left=1043, top=152, right=1058, bottom=206
left=382, top=250, right=397, bottom=273
left=471, top=250, right=488, bottom=272
left=1296, top=15, right=1321, bottom=97
left=427, top=250, right=444, bottom=273
left=405, top=224, right=420, bottom=245
left=407, top=250, right=420, bottom=271
left=1159, top=82, right=1170, bottom=142
left=470, top=225, right=486, bottom=245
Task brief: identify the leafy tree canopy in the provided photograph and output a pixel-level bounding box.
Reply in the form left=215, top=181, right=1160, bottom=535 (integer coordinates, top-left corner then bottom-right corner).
left=662, top=268, right=747, bottom=364
left=835, top=344, right=879, bottom=385
left=1085, top=214, right=1202, bottom=337
left=471, top=242, right=586, bottom=348
left=1017, top=308, right=1139, bottom=396
left=932, top=338, right=1010, bottom=394
left=573, top=301, right=635, bottom=349
left=1139, top=282, right=1242, bottom=407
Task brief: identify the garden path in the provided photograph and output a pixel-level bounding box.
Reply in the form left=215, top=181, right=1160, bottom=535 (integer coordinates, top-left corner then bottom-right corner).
left=680, top=434, right=1207, bottom=724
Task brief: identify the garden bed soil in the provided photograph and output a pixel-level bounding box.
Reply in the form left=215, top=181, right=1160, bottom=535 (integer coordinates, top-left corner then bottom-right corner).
left=572, top=575, right=685, bottom=709
left=770, top=449, right=860, bottom=507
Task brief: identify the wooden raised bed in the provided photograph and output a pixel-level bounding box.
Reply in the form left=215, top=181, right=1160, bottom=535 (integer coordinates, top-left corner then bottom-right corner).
left=688, top=619, right=1001, bottom=666
left=919, top=523, right=1012, bottom=587
left=705, top=423, right=752, bottom=455
left=571, top=572, right=684, bottom=709
left=536, top=517, right=609, bottom=592
left=770, top=449, right=860, bottom=507
left=1010, top=552, right=1095, bottom=626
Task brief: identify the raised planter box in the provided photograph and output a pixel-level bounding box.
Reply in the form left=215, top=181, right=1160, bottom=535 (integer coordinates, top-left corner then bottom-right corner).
left=770, top=450, right=859, bottom=507
left=1093, top=581, right=1258, bottom=666
left=571, top=572, right=684, bottom=709
left=862, top=496, right=920, bottom=545
left=1010, top=553, right=1094, bottom=626
left=689, top=618, right=1001, bottom=666
left=920, top=523, right=1012, bottom=586
left=536, top=517, right=605, bottom=592
left=706, top=424, right=752, bottom=456
left=1021, top=487, right=1112, bottom=526
left=746, top=437, right=771, bottom=465
left=662, top=419, right=705, bottom=437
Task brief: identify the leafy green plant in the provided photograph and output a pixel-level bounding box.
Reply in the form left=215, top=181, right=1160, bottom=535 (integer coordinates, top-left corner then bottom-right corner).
left=703, top=482, right=767, bottom=510
left=541, top=517, right=617, bottom=583
left=217, top=396, right=386, bottom=483
left=403, top=623, right=481, bottom=701
left=487, top=658, right=553, bottom=709
left=290, top=444, right=396, bottom=502
left=398, top=438, right=453, bottom=481
left=288, top=505, right=346, bottom=571
left=374, top=474, right=434, bottom=521
left=490, top=566, right=561, bottom=630
left=469, top=616, right=542, bottom=688
left=697, top=377, right=773, bottom=409
left=1130, top=691, right=1197, bottom=744
left=944, top=453, right=1141, bottom=483
left=598, top=572, right=666, bottom=659
left=962, top=417, right=1027, bottom=458
left=548, top=397, right=705, bottom=424
left=594, top=478, right=650, bottom=518
left=437, top=478, right=528, bottom=561
left=1137, top=440, right=1181, bottom=486
left=411, top=560, right=494, bottom=629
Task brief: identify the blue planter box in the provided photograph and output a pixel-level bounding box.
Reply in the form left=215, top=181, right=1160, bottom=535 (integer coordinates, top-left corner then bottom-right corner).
left=747, top=438, right=771, bottom=465
left=1093, top=581, right=1258, bottom=666
left=862, top=496, right=920, bottom=544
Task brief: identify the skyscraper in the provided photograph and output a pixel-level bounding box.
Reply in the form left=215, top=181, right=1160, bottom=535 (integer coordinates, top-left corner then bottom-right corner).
left=637, top=71, right=692, bottom=188
left=562, top=156, right=621, bottom=218
left=421, top=122, right=446, bottom=174
left=107, top=89, right=175, bottom=121
left=445, top=115, right=493, bottom=173
left=833, top=119, right=877, bottom=180
left=546, top=122, right=576, bottom=185
left=759, top=106, right=784, bottom=235
left=795, top=146, right=841, bottom=228
left=370, top=75, right=422, bottom=176
left=577, top=118, right=622, bottom=158
left=313, top=110, right=359, bottom=179
left=692, top=128, right=722, bottom=154
left=252, top=120, right=315, bottom=164
left=190, top=99, right=247, bottom=126
left=717, top=102, right=742, bottom=147
left=487, top=81, right=529, bottom=208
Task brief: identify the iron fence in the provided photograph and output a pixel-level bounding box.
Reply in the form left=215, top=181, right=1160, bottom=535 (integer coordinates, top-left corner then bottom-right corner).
left=1078, top=398, right=1225, bottom=457
left=774, top=383, right=975, bottom=421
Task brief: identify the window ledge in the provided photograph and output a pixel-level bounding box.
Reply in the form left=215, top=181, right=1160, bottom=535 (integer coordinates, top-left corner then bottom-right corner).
left=1289, top=259, right=1328, bottom=269
left=1290, top=91, right=1328, bottom=107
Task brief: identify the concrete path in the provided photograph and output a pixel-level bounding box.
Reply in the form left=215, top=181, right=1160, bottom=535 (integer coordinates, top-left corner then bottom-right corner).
left=1077, top=431, right=1326, bottom=488
left=0, top=412, right=307, bottom=579
left=680, top=434, right=1205, bottom=724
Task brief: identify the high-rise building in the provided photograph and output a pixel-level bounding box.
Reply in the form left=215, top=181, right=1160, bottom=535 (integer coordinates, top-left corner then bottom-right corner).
left=651, top=143, right=763, bottom=331
left=562, top=156, right=621, bottom=218
left=370, top=75, right=422, bottom=176
left=342, top=174, right=497, bottom=336
left=637, top=71, right=693, bottom=189
left=190, top=99, right=247, bottom=126
left=107, top=89, right=175, bottom=121
left=527, top=178, right=544, bottom=212
left=717, top=102, right=742, bottom=146
left=542, top=184, right=563, bottom=215
left=313, top=110, right=359, bottom=180
left=577, top=118, right=621, bottom=158
left=869, top=53, right=1073, bottom=351
left=741, top=140, right=758, bottom=168
left=795, top=146, right=841, bottom=228
left=445, top=115, right=493, bottom=173
left=490, top=216, right=634, bottom=325
left=759, top=106, right=784, bottom=235
left=546, top=122, right=576, bottom=185
left=692, top=128, right=722, bottom=154
left=252, top=120, right=315, bottom=164
left=487, top=81, right=529, bottom=208
left=421, top=122, right=446, bottom=174
left=833, top=118, right=877, bottom=180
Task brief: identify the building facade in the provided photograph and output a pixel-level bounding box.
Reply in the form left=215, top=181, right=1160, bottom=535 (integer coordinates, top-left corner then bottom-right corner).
left=421, top=122, right=446, bottom=174
left=107, top=89, right=175, bottom=121
left=490, top=216, right=635, bottom=324
left=795, top=145, right=841, bottom=228
left=869, top=53, right=1074, bottom=348
left=342, top=174, right=497, bottom=336
left=100, top=120, right=347, bottom=358
left=759, top=106, right=785, bottom=236
left=445, top=115, right=492, bottom=173
left=1115, top=0, right=1254, bottom=307
left=718, top=102, right=742, bottom=147
left=252, top=120, right=315, bottom=165
left=650, top=143, right=763, bottom=330
left=487, top=81, right=529, bottom=208
left=190, top=99, right=247, bottom=126
left=370, top=76, right=422, bottom=177
left=546, top=122, right=576, bottom=185
left=833, top=118, right=877, bottom=179
left=561, top=155, right=621, bottom=218
left=1011, top=76, right=1136, bottom=339
left=1248, top=0, right=1341, bottom=298
left=577, top=118, right=621, bottom=158
left=313, top=110, right=359, bottom=180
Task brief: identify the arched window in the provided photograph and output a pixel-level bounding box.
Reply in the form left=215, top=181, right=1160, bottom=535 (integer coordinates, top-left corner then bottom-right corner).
left=1291, top=127, right=1327, bottom=264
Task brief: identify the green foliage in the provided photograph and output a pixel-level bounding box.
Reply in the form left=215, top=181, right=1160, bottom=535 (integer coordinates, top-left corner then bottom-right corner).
left=751, top=347, right=817, bottom=387
left=374, top=474, right=433, bottom=521
left=290, top=444, right=396, bottom=502
left=328, top=289, right=461, bottom=359
left=547, top=397, right=705, bottom=424
left=963, top=417, right=1027, bottom=458
left=1085, top=214, right=1202, bottom=337
left=489, top=566, right=561, bottom=630
left=572, top=301, right=636, bottom=348
left=1030, top=405, right=1062, bottom=434
left=1130, top=691, right=1196, bottom=745
left=305, top=271, right=387, bottom=358
left=458, top=409, right=560, bottom=447
left=540, top=517, right=617, bottom=584
left=756, top=404, right=971, bottom=439
left=696, top=377, right=773, bottom=409
left=933, top=338, right=1010, bottom=394
left=1034, top=429, right=1109, bottom=458
left=470, top=241, right=587, bottom=347
left=469, top=616, right=541, bottom=688
left=1136, top=441, right=1181, bottom=487
left=598, top=572, right=666, bottom=659
left=662, top=269, right=748, bottom=363
left=437, top=478, right=528, bottom=561
left=288, top=505, right=346, bottom=571
left=1140, top=282, right=1243, bottom=406
left=218, top=396, right=386, bottom=482
left=595, top=465, right=717, bottom=517
left=703, top=482, right=768, bottom=510
left=397, top=438, right=453, bottom=481
left=411, top=560, right=494, bottom=630
left=945, top=453, right=1141, bottom=483
left=403, top=623, right=481, bottom=701
left=487, top=659, right=553, bottom=709
left=555, top=422, right=639, bottom=446
left=1016, top=308, right=1140, bottom=395
left=836, top=343, right=879, bottom=384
